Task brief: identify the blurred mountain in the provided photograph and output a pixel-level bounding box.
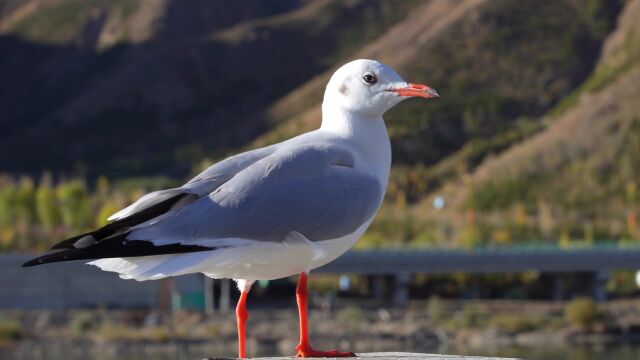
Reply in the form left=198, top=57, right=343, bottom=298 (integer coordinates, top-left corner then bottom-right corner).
left=258, top=0, right=619, bottom=154
left=419, top=0, right=640, bottom=243
left=0, top=0, right=416, bottom=176
left=1, top=0, right=638, bottom=245
left=0, top=0, right=621, bottom=178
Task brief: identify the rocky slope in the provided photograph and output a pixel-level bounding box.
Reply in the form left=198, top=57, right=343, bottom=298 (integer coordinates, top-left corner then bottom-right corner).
left=0, top=0, right=636, bottom=245
left=0, top=0, right=415, bottom=176
left=0, top=0, right=619, bottom=179
left=423, top=0, right=640, bottom=244
left=256, top=0, right=619, bottom=169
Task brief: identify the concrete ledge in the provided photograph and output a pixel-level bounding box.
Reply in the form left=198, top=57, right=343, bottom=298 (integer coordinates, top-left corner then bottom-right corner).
left=205, top=352, right=523, bottom=360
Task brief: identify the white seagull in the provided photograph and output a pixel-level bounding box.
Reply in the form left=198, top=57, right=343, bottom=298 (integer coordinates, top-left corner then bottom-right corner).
left=24, top=59, right=438, bottom=358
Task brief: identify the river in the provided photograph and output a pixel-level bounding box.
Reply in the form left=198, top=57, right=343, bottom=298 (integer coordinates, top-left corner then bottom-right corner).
left=2, top=341, right=640, bottom=360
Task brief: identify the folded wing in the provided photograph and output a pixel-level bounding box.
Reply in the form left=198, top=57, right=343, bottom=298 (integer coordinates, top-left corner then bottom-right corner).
left=133, top=143, right=384, bottom=245
left=22, top=146, right=276, bottom=266
left=23, top=143, right=383, bottom=266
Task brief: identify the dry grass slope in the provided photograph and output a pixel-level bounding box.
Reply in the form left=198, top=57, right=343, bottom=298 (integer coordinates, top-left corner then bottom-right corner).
left=429, top=0, right=640, bottom=244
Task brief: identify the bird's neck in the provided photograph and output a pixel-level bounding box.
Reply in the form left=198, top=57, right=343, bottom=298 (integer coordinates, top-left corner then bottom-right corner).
left=320, top=108, right=392, bottom=186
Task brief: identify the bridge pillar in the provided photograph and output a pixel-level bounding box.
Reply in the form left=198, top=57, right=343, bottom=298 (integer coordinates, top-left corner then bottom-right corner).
left=552, top=273, right=565, bottom=301
left=220, top=278, right=231, bottom=313
left=204, top=276, right=215, bottom=315
left=593, top=271, right=610, bottom=302
left=369, top=275, right=387, bottom=300
left=392, top=273, right=411, bottom=307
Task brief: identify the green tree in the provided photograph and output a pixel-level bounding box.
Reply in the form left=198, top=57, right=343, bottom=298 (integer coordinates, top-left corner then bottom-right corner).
left=565, top=297, right=600, bottom=331
left=427, top=296, right=447, bottom=324
left=14, top=177, right=36, bottom=224
left=96, top=201, right=120, bottom=227
left=0, top=181, right=16, bottom=226
left=0, top=179, right=17, bottom=248
left=57, top=180, right=91, bottom=230
left=96, top=176, right=110, bottom=199
left=36, top=173, right=60, bottom=231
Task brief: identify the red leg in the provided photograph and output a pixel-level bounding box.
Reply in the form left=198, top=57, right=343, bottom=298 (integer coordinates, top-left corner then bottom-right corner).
left=295, top=272, right=355, bottom=358
left=236, top=287, right=250, bottom=358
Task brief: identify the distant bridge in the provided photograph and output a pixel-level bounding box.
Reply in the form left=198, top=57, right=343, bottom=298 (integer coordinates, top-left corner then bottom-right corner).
left=317, top=246, right=640, bottom=305
left=318, top=246, right=640, bottom=274
left=4, top=246, right=640, bottom=309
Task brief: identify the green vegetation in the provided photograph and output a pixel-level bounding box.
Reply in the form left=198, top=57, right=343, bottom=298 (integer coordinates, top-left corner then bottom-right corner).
left=319, top=0, right=419, bottom=67
left=0, top=319, right=23, bottom=346
left=9, top=0, right=139, bottom=44
left=458, top=0, right=640, bottom=244
left=462, top=114, right=640, bottom=245
left=95, top=322, right=171, bottom=342
left=565, top=297, right=601, bottom=330
left=69, top=311, right=95, bottom=335
left=383, top=0, right=619, bottom=169
left=447, top=303, right=491, bottom=330
left=426, top=296, right=447, bottom=325
left=0, top=174, right=166, bottom=251
left=358, top=209, right=437, bottom=248
left=2, top=300, right=636, bottom=348
left=467, top=175, right=547, bottom=212
left=0, top=0, right=637, bottom=252
left=336, top=306, right=366, bottom=331
left=73, top=310, right=178, bottom=342
left=551, top=43, right=640, bottom=117
left=490, top=314, right=544, bottom=335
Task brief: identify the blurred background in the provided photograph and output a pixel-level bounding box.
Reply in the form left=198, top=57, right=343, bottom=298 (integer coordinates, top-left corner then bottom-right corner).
left=1, top=0, right=640, bottom=359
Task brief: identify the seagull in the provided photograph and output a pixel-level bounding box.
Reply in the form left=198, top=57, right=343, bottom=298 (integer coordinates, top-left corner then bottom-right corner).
left=23, top=59, right=438, bottom=358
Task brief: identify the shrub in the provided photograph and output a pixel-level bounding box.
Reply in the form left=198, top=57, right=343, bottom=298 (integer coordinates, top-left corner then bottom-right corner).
left=448, top=303, right=490, bottom=330
left=490, top=314, right=542, bottom=334
left=146, top=326, right=170, bottom=342
left=565, top=297, right=600, bottom=330
left=427, top=296, right=447, bottom=324
left=95, top=322, right=136, bottom=341
left=0, top=183, right=16, bottom=226
left=69, top=311, right=94, bottom=335
left=0, top=320, right=23, bottom=345
left=460, top=304, right=490, bottom=328
left=205, top=323, right=220, bottom=337
left=14, top=177, right=36, bottom=224
left=35, top=179, right=59, bottom=230
left=57, top=180, right=91, bottom=230
left=336, top=306, right=366, bottom=331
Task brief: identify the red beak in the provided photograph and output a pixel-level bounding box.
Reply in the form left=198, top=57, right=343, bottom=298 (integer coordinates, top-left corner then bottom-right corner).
left=391, top=83, right=439, bottom=99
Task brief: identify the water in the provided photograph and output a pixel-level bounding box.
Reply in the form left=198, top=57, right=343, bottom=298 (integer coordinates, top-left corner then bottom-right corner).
left=2, top=342, right=640, bottom=360
left=438, top=343, right=640, bottom=360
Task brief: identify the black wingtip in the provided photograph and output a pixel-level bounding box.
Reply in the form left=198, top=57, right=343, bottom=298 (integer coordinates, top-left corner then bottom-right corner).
left=50, top=240, right=75, bottom=250
left=22, top=257, right=44, bottom=267
left=50, top=243, right=67, bottom=250
left=22, top=250, right=72, bottom=267
left=47, top=192, right=196, bottom=252
left=22, top=239, right=215, bottom=268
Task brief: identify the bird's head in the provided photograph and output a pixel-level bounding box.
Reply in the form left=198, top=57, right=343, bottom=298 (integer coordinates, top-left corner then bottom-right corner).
left=323, top=59, right=439, bottom=117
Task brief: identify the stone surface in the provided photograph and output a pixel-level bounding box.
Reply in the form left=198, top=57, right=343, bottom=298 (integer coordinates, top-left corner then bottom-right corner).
left=204, top=352, right=523, bottom=360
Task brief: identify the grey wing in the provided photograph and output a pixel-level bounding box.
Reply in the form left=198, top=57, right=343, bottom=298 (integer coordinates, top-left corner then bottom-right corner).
left=131, top=144, right=384, bottom=244
left=108, top=145, right=276, bottom=221
left=49, top=145, right=276, bottom=251
left=184, top=145, right=277, bottom=194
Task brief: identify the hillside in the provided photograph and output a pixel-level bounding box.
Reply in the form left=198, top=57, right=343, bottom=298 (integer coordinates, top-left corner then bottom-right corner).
left=420, top=0, right=640, bottom=246
left=0, top=0, right=620, bottom=179
left=256, top=0, right=620, bottom=169
left=0, top=0, right=416, bottom=176
left=0, top=0, right=636, bottom=249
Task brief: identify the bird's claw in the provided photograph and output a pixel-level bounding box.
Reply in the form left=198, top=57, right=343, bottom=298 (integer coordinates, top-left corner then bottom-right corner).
left=295, top=344, right=355, bottom=357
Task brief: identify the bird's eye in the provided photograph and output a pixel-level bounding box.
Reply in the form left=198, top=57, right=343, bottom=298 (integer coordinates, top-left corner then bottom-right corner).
left=362, top=73, right=377, bottom=85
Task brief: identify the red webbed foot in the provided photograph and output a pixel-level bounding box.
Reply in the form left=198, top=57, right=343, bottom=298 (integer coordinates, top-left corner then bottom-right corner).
left=295, top=343, right=355, bottom=358
left=295, top=273, right=355, bottom=358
